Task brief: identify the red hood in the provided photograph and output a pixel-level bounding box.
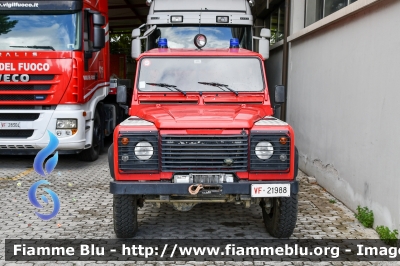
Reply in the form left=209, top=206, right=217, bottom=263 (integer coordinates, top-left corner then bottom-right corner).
left=135, top=105, right=266, bottom=129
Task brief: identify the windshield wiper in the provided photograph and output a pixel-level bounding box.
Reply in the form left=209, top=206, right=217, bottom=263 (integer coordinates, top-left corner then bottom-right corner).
left=198, top=82, right=238, bottom=96
left=146, top=83, right=186, bottom=96
left=10, top=45, right=55, bottom=51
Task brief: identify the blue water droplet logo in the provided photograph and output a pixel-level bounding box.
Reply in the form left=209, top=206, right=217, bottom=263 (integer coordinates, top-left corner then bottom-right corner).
left=29, top=131, right=60, bottom=221
left=33, top=131, right=59, bottom=176
left=28, top=180, right=60, bottom=220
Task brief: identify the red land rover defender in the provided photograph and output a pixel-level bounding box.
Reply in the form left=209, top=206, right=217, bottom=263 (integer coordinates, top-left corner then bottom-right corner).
left=109, top=35, right=299, bottom=238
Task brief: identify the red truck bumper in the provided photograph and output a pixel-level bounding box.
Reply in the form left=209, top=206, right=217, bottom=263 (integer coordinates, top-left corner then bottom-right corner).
left=110, top=180, right=299, bottom=195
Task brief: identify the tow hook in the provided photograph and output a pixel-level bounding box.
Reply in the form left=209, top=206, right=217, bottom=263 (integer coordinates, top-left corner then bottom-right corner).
left=188, top=184, right=203, bottom=195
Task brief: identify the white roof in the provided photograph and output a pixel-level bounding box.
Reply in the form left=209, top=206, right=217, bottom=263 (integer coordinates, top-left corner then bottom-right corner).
left=153, top=0, right=247, bottom=12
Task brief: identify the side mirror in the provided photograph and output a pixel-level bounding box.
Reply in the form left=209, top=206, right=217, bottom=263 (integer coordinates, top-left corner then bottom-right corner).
left=260, top=28, right=271, bottom=38
left=116, top=85, right=127, bottom=104
left=274, top=85, right=286, bottom=103
left=93, top=13, right=105, bottom=26
left=131, top=38, right=141, bottom=59
left=253, top=28, right=270, bottom=59
left=92, top=13, right=105, bottom=50
left=131, top=25, right=157, bottom=59
left=132, top=28, right=141, bottom=38
left=258, top=39, right=269, bottom=60
left=93, top=27, right=105, bottom=50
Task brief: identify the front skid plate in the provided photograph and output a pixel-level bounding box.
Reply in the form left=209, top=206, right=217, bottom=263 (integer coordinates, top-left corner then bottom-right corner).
left=110, top=180, right=299, bottom=195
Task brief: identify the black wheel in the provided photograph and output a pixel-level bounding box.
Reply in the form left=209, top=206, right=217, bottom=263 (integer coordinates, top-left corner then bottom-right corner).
left=77, top=108, right=103, bottom=161
left=260, top=193, right=298, bottom=238
left=113, top=195, right=138, bottom=238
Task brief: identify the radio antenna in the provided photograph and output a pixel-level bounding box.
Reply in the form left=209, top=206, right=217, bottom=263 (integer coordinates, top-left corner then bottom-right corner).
left=199, top=8, right=202, bottom=34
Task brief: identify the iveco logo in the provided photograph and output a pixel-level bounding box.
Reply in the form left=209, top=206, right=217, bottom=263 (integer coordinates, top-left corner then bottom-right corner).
left=224, top=158, right=234, bottom=166
left=0, top=74, right=29, bottom=82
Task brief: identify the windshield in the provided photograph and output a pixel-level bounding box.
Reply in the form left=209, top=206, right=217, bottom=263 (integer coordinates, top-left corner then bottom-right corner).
left=0, top=13, right=81, bottom=51
left=138, top=57, right=264, bottom=92
left=147, top=25, right=252, bottom=50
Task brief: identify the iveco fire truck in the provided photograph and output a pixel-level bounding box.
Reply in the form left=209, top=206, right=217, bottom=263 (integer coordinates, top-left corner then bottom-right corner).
left=0, top=0, right=121, bottom=161
left=109, top=30, right=298, bottom=238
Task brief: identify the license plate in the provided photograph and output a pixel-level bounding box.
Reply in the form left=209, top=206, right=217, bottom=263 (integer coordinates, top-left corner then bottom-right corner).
left=0, top=121, right=32, bottom=129
left=0, top=122, right=21, bottom=128
left=251, top=184, right=290, bottom=197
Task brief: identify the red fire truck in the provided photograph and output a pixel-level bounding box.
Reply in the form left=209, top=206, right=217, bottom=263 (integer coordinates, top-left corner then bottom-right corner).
left=109, top=34, right=298, bottom=238
left=0, top=0, right=123, bottom=160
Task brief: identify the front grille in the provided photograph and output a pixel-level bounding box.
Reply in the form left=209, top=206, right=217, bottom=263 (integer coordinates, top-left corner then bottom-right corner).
left=118, top=132, right=159, bottom=172
left=161, top=135, right=248, bottom=172
left=0, top=105, right=54, bottom=110
left=28, top=75, right=55, bottom=81
left=0, top=130, right=34, bottom=138
left=0, top=113, right=39, bottom=121
left=0, top=144, right=35, bottom=149
left=0, top=95, right=47, bottom=101
left=0, top=85, right=51, bottom=91
left=250, top=133, right=291, bottom=171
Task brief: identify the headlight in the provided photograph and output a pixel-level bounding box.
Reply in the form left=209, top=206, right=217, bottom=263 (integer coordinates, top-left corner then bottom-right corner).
left=255, top=141, right=274, bottom=160
left=56, top=119, right=77, bottom=129
left=134, top=141, right=153, bottom=160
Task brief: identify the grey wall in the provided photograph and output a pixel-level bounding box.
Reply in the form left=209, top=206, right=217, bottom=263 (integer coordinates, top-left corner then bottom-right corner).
left=266, top=46, right=283, bottom=92
left=287, top=0, right=400, bottom=231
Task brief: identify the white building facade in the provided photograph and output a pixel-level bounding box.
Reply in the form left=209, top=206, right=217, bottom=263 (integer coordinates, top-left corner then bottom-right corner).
left=253, top=0, right=400, bottom=233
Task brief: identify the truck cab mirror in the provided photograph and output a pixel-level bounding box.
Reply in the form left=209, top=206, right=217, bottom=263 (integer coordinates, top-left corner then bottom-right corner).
left=92, top=13, right=105, bottom=26
left=131, top=25, right=157, bottom=59
left=131, top=38, right=141, bottom=59
left=253, top=28, right=270, bottom=59
left=260, top=28, right=271, bottom=38
left=92, top=14, right=105, bottom=50
left=132, top=28, right=141, bottom=38
left=116, top=85, right=127, bottom=104
left=274, top=85, right=286, bottom=104
left=258, top=39, right=269, bottom=60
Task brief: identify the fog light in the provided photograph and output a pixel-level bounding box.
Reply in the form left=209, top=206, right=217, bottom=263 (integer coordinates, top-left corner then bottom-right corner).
left=171, top=15, right=183, bottom=22
left=122, top=154, right=129, bottom=162
left=216, top=16, right=229, bottom=23
left=56, top=131, right=62, bottom=136
left=194, top=34, right=207, bottom=49
left=280, top=154, right=287, bottom=161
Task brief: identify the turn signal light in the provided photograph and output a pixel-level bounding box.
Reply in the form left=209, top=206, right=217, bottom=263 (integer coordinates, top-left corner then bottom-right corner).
left=279, top=137, right=287, bottom=145
left=121, top=137, right=129, bottom=145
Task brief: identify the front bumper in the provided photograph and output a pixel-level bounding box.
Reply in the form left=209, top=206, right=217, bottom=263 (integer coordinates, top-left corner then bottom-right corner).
left=0, top=107, right=89, bottom=154
left=110, top=180, right=299, bottom=195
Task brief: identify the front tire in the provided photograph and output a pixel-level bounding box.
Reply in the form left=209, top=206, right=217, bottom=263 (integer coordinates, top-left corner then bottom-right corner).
left=113, top=195, right=138, bottom=238
left=260, top=193, right=298, bottom=238
left=77, top=108, right=103, bottom=161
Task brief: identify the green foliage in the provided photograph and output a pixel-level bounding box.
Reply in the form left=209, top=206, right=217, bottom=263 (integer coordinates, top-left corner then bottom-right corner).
left=110, top=33, right=131, bottom=54
left=376, top=226, right=398, bottom=247
left=329, top=199, right=336, bottom=204
left=355, top=206, right=374, bottom=228
left=0, top=15, right=18, bottom=35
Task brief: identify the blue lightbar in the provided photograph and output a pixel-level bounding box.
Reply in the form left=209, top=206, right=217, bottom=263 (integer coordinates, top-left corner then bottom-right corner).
left=158, top=38, right=168, bottom=48
left=230, top=38, right=239, bottom=48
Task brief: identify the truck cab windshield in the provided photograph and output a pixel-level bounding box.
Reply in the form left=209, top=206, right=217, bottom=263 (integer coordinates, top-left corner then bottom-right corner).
left=138, top=57, right=264, bottom=93
left=147, top=25, right=252, bottom=49
left=0, top=13, right=81, bottom=51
